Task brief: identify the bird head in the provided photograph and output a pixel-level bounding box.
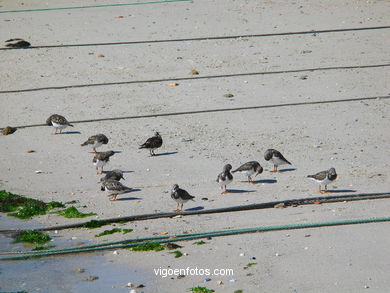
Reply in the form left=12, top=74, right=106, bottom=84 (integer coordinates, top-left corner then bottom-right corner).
left=255, top=165, right=264, bottom=177
left=223, top=164, right=232, bottom=172
left=172, top=184, right=179, bottom=191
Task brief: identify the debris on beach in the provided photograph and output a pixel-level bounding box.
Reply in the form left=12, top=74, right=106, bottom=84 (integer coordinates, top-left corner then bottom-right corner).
left=5, top=38, right=31, bottom=48
left=224, top=93, right=234, bottom=98
left=1, top=126, right=17, bottom=135
left=190, top=69, right=199, bottom=75
left=84, top=275, right=99, bottom=282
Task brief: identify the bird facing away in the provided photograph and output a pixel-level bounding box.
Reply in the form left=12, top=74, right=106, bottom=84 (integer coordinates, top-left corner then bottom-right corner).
left=101, top=179, right=131, bottom=201
left=81, top=134, right=109, bottom=153
left=216, top=164, right=233, bottom=194
left=100, top=169, right=125, bottom=182
left=5, top=38, right=31, bottom=48
left=232, top=161, right=263, bottom=184
left=46, top=114, right=73, bottom=134
left=93, top=151, right=115, bottom=174
left=171, top=184, right=195, bottom=212
left=139, top=132, right=163, bottom=156
left=264, top=149, right=291, bottom=172
left=307, top=167, right=337, bottom=193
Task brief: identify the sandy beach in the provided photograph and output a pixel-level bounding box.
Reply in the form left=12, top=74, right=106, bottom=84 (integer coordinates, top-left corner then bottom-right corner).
left=1, top=0, right=390, bottom=292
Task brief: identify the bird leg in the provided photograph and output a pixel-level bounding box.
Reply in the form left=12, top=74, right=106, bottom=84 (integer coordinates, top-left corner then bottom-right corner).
left=174, top=203, right=182, bottom=212
left=271, top=165, right=278, bottom=172
left=92, top=147, right=97, bottom=153
left=221, top=186, right=229, bottom=194
left=248, top=176, right=256, bottom=184
left=109, top=194, right=117, bottom=201
left=319, top=185, right=325, bottom=194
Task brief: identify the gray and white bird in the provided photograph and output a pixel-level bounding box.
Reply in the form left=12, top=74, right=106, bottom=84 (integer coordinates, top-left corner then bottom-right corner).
left=101, top=179, right=131, bottom=201
left=93, top=151, right=115, bottom=174
left=264, top=149, right=291, bottom=172
left=307, top=167, right=337, bottom=193
left=81, top=134, right=109, bottom=153
left=216, top=164, right=233, bottom=194
left=46, top=114, right=73, bottom=134
left=100, top=169, right=125, bottom=182
left=232, top=161, right=263, bottom=184
left=139, top=132, right=163, bottom=156
left=170, top=184, right=195, bottom=212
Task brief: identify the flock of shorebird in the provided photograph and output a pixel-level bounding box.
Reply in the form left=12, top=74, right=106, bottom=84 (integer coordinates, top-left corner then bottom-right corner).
left=46, top=114, right=338, bottom=211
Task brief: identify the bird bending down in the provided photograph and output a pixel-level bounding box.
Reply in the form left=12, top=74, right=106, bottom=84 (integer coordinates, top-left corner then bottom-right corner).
left=171, top=184, right=195, bottom=212
left=232, top=161, right=263, bottom=184
left=139, top=132, right=163, bottom=156
left=216, top=164, right=233, bottom=194
left=46, top=114, right=73, bottom=134
left=93, top=151, right=115, bottom=174
left=100, top=169, right=125, bottom=182
left=307, top=167, right=337, bottom=193
left=264, top=149, right=291, bottom=172
left=101, top=179, right=131, bottom=201
left=81, top=134, right=109, bottom=153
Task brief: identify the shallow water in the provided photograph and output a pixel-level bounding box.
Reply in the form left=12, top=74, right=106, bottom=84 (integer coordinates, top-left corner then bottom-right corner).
left=0, top=215, right=149, bottom=293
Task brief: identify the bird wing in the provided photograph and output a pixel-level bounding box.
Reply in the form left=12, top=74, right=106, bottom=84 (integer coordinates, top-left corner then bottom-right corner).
left=82, top=135, right=97, bottom=146
left=233, top=161, right=256, bottom=172
left=179, top=188, right=194, bottom=200
left=273, top=151, right=291, bottom=165
left=105, top=180, right=129, bottom=191
left=140, top=136, right=162, bottom=149
left=308, top=170, right=327, bottom=180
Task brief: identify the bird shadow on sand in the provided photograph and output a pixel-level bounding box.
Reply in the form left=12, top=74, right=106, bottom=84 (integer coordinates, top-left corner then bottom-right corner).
left=116, top=197, right=142, bottom=201
left=102, top=170, right=134, bottom=174
left=227, top=189, right=256, bottom=194
left=251, top=179, right=277, bottom=184
left=185, top=206, right=204, bottom=211
left=61, top=131, right=81, bottom=135
left=326, top=189, right=357, bottom=193
left=154, top=151, right=178, bottom=157
left=278, top=168, right=297, bottom=173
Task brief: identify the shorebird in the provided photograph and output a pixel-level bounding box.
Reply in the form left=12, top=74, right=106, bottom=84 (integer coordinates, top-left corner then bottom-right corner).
left=93, top=151, right=115, bottom=174
left=216, top=164, right=233, bottom=194
left=232, top=161, right=263, bottom=184
left=139, top=132, right=163, bottom=156
left=46, top=114, right=73, bottom=134
left=264, top=149, right=291, bottom=172
left=307, top=167, right=337, bottom=193
left=100, top=169, right=125, bottom=182
left=101, top=179, right=131, bottom=201
left=81, top=134, right=109, bottom=153
left=171, top=184, right=195, bottom=212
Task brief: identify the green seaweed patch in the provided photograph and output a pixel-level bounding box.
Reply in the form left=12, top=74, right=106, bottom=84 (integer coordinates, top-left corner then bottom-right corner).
left=56, top=207, right=96, bottom=218
left=246, top=263, right=257, bottom=267
left=0, top=190, right=64, bottom=219
left=32, top=245, right=56, bottom=251
left=193, top=240, right=207, bottom=245
left=234, top=290, right=244, bottom=293
left=95, top=228, right=133, bottom=237
left=82, top=220, right=108, bottom=229
left=131, top=242, right=165, bottom=252
left=189, top=287, right=215, bottom=293
left=12, top=230, right=51, bottom=245
left=170, top=250, right=183, bottom=258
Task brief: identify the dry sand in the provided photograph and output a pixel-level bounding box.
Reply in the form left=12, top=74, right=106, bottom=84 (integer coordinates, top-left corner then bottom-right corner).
left=1, top=0, right=390, bottom=292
